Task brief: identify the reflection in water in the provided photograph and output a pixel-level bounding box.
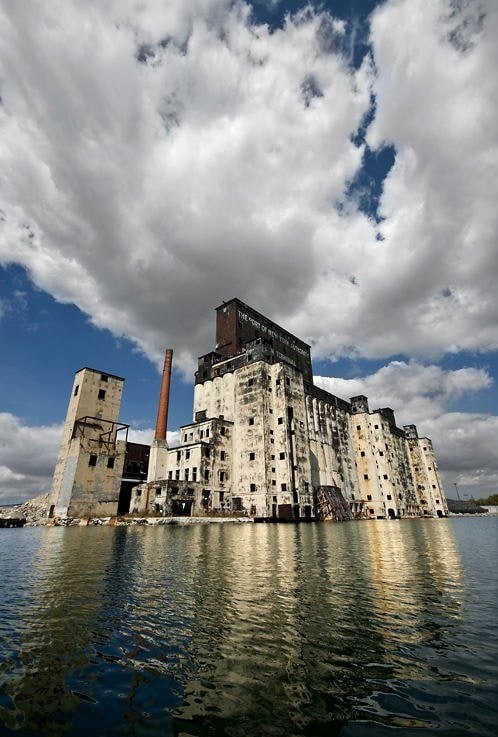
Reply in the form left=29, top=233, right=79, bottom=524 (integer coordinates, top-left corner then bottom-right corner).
left=0, top=519, right=496, bottom=737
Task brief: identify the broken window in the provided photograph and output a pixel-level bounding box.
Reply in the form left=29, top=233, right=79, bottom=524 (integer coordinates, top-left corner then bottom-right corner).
left=89, top=454, right=97, bottom=467
left=98, top=389, right=106, bottom=400
left=107, top=457, right=115, bottom=469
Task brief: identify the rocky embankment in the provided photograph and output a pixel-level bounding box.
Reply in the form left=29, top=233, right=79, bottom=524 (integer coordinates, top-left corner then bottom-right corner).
left=0, top=493, right=49, bottom=525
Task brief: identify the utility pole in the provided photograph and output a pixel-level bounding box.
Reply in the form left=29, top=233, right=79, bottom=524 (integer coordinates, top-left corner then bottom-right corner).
left=453, top=482, right=461, bottom=501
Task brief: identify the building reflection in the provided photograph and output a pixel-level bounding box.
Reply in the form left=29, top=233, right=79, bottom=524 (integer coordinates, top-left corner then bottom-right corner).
left=0, top=519, right=466, bottom=737
left=0, top=527, right=115, bottom=735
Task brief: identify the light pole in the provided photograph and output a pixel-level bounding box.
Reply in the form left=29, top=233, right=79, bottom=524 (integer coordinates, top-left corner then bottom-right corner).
left=454, top=482, right=461, bottom=501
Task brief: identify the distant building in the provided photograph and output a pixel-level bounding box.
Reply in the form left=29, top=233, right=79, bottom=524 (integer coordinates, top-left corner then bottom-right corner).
left=130, top=299, right=448, bottom=520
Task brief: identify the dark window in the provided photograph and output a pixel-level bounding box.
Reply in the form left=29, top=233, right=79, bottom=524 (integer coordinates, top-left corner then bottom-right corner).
left=206, top=428, right=209, bottom=437
left=136, top=489, right=142, bottom=497
left=220, top=451, right=226, bottom=461
left=367, top=494, right=372, bottom=501
left=177, top=451, right=181, bottom=462
left=387, top=494, right=392, bottom=500
left=248, top=417, right=254, bottom=426
left=249, top=452, right=255, bottom=461
left=107, top=457, right=115, bottom=469
left=220, top=426, right=226, bottom=436
left=423, top=446, right=427, bottom=451
left=233, top=497, right=242, bottom=511
left=279, top=452, right=285, bottom=460
left=383, top=474, right=388, bottom=479
left=379, top=451, right=384, bottom=456
left=356, top=425, right=361, bottom=431
left=271, top=454, right=275, bottom=460
left=428, top=466, right=432, bottom=471
left=360, top=451, right=365, bottom=457
left=271, top=467, right=276, bottom=473
left=156, top=488, right=161, bottom=496
left=192, top=467, right=197, bottom=481
left=276, top=379, right=281, bottom=385
left=374, top=424, right=379, bottom=429
left=272, top=479, right=276, bottom=486
left=432, top=484, right=436, bottom=489
left=89, top=454, right=97, bottom=467
left=363, top=474, right=368, bottom=480
left=250, top=483, right=256, bottom=492
left=186, top=450, right=190, bottom=460
left=248, top=378, right=254, bottom=387
left=281, top=483, right=287, bottom=491
left=184, top=434, right=187, bottom=442
left=436, top=499, right=440, bottom=504
left=98, top=389, right=106, bottom=400
left=175, top=470, right=180, bottom=480
left=203, top=446, right=211, bottom=458
left=73, top=385, right=79, bottom=396
left=185, top=469, right=189, bottom=481
left=200, top=430, right=204, bottom=438
left=285, top=377, right=290, bottom=386
left=168, top=471, right=172, bottom=479
left=220, top=491, right=225, bottom=502
left=101, top=374, right=108, bottom=382
left=270, top=430, right=274, bottom=435
left=220, top=471, right=226, bottom=482
left=278, top=417, right=283, bottom=425
left=204, top=469, right=210, bottom=481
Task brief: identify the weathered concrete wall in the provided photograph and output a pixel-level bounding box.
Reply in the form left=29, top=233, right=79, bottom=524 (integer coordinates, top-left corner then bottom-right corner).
left=405, top=436, right=448, bottom=517
left=49, top=368, right=125, bottom=517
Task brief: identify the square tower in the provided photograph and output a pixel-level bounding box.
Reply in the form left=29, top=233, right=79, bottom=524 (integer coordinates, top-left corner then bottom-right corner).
left=49, top=368, right=129, bottom=518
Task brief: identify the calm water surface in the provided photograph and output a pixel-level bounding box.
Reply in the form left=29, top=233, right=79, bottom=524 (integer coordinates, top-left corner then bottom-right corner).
left=0, top=518, right=496, bottom=736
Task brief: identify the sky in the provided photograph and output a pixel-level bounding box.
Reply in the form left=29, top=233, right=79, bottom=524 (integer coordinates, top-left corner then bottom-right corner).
left=0, top=0, right=497, bottom=504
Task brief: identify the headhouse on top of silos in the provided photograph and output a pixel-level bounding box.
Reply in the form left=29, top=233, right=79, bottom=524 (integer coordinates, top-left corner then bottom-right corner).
left=49, top=299, right=448, bottom=521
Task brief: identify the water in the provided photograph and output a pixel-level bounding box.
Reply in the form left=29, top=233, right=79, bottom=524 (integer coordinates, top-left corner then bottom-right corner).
left=0, top=518, right=496, bottom=737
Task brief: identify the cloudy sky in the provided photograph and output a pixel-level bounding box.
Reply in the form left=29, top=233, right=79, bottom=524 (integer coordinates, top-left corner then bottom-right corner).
left=0, top=0, right=497, bottom=504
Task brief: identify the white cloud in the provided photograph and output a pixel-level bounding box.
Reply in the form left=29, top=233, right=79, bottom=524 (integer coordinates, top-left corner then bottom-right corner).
left=316, top=361, right=498, bottom=495
left=0, top=0, right=495, bottom=370
left=0, top=413, right=62, bottom=504
left=127, top=426, right=179, bottom=447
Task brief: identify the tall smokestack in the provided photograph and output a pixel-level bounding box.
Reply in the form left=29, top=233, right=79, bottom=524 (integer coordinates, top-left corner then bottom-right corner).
left=155, top=348, right=173, bottom=441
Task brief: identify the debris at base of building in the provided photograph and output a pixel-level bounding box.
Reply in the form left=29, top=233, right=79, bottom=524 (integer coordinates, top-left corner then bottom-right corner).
left=44, top=298, right=450, bottom=524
